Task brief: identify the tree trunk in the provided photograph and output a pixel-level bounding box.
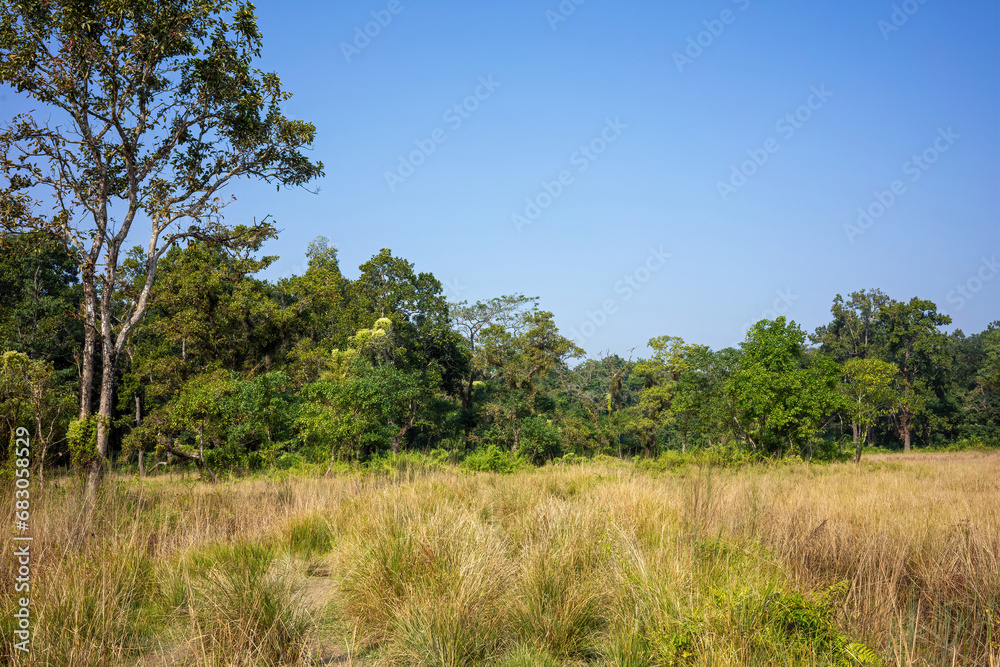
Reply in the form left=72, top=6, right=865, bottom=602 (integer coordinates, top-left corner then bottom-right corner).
left=463, top=372, right=475, bottom=412
left=899, top=409, right=912, bottom=452
left=390, top=398, right=418, bottom=456
left=198, top=421, right=218, bottom=483
left=81, top=274, right=99, bottom=498
left=138, top=450, right=145, bottom=478
left=851, top=421, right=859, bottom=445
left=87, top=344, right=119, bottom=497
left=79, top=271, right=97, bottom=421
left=163, top=440, right=217, bottom=483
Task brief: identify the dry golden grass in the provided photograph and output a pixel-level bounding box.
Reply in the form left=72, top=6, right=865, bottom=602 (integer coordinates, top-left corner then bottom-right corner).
left=1, top=452, right=997, bottom=665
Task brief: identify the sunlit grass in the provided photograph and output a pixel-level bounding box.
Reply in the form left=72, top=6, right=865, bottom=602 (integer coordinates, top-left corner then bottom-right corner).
left=0, top=451, right=997, bottom=665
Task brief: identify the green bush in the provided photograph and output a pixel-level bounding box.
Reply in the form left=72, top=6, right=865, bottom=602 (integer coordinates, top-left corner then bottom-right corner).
left=463, top=445, right=522, bottom=474
left=735, top=582, right=882, bottom=666
left=517, top=416, right=564, bottom=465
left=67, top=415, right=99, bottom=470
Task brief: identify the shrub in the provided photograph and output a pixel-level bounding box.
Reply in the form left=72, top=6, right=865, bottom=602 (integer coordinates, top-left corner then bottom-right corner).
left=463, top=445, right=522, bottom=474
left=517, top=416, right=564, bottom=465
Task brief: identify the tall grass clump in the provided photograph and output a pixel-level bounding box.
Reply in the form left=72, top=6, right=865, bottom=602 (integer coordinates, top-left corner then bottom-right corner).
left=510, top=500, right=610, bottom=661
left=335, top=494, right=513, bottom=665
left=182, top=542, right=312, bottom=665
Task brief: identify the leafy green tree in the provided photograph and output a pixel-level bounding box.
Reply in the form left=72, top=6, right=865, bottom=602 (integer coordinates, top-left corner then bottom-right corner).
left=840, top=358, right=899, bottom=462
left=478, top=309, right=583, bottom=452
left=279, top=237, right=350, bottom=384
left=115, top=239, right=291, bottom=464
left=225, top=371, right=296, bottom=467
left=687, top=346, right=743, bottom=449
left=1, top=351, right=73, bottom=479
left=727, top=318, right=841, bottom=457
left=630, top=336, right=688, bottom=456
left=345, top=249, right=469, bottom=398
left=879, top=298, right=951, bottom=451
left=132, top=370, right=236, bottom=481
left=670, top=343, right=714, bottom=452
left=451, top=294, right=537, bottom=412
left=138, top=241, right=287, bottom=372
left=812, top=289, right=890, bottom=443
left=0, top=231, right=82, bottom=370
left=812, top=289, right=890, bottom=361
left=297, top=349, right=422, bottom=471
left=0, top=0, right=323, bottom=492
left=955, top=323, right=1000, bottom=444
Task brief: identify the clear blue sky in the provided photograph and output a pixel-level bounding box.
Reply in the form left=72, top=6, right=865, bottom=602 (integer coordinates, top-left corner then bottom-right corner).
left=5, top=0, right=998, bottom=356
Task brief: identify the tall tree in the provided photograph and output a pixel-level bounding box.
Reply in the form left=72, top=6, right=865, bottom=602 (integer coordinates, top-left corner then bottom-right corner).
left=631, top=336, right=688, bottom=456
left=812, top=289, right=890, bottom=361
left=840, top=357, right=899, bottom=462
left=0, top=0, right=323, bottom=492
left=278, top=237, right=349, bottom=384
left=727, top=318, right=840, bottom=457
left=346, top=249, right=469, bottom=400
left=478, top=308, right=583, bottom=452
left=450, top=294, right=536, bottom=412
left=879, top=298, right=951, bottom=451
left=812, top=289, right=890, bottom=443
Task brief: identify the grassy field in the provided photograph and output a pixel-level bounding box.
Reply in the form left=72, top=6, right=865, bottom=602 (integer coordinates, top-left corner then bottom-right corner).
left=2, top=452, right=998, bottom=666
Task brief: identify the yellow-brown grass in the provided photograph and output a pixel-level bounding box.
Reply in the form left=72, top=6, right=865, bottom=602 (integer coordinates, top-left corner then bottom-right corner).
left=0, top=452, right=997, bottom=665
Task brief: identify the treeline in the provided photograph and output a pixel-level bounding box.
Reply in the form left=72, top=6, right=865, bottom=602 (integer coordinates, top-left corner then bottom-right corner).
left=1, top=231, right=998, bottom=478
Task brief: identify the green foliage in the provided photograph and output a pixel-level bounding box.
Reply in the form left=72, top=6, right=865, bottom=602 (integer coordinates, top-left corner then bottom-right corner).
left=841, top=358, right=900, bottom=461
left=736, top=582, right=882, bottom=666
left=635, top=446, right=767, bottom=472
left=463, top=444, right=523, bottom=474
left=878, top=297, right=952, bottom=448
left=1, top=0, right=323, bottom=480
left=67, top=415, right=99, bottom=470
left=0, top=232, right=82, bottom=369
left=517, top=416, right=564, bottom=465
left=727, top=318, right=841, bottom=457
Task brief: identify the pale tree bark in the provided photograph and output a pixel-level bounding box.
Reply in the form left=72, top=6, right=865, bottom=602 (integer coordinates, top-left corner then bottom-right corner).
left=1, top=3, right=323, bottom=500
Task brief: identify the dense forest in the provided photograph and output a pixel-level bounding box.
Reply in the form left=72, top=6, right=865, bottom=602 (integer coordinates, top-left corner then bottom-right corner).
left=2, top=229, right=997, bottom=479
